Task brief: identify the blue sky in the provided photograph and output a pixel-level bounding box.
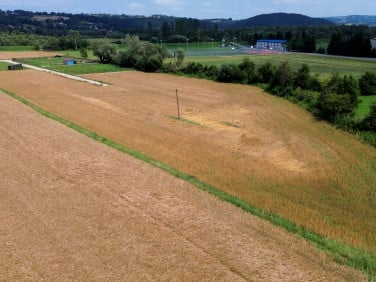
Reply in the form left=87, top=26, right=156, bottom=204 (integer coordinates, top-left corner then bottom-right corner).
left=1, top=0, right=375, bottom=19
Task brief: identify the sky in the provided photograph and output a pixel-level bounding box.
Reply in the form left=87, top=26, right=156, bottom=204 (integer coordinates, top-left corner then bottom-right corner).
left=0, top=0, right=375, bottom=19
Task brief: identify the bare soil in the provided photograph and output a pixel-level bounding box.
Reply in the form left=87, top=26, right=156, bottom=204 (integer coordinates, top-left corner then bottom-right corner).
left=0, top=70, right=375, bottom=252
left=0, top=51, right=57, bottom=60
left=0, top=91, right=366, bottom=281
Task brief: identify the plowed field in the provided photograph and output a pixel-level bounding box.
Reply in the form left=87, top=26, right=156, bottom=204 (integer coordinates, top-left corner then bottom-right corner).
left=0, top=93, right=366, bottom=280
left=0, top=69, right=375, bottom=253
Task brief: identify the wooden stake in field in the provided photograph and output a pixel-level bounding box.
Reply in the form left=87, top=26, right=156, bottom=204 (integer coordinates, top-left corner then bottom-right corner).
left=176, top=89, right=180, bottom=120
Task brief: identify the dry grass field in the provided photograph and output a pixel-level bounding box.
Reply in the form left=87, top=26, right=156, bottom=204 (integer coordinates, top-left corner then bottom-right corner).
left=1, top=93, right=366, bottom=280
left=0, top=69, right=375, bottom=255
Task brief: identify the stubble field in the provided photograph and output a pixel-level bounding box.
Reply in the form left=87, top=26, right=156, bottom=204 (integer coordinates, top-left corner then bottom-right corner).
left=1, top=92, right=367, bottom=280
left=0, top=69, right=375, bottom=255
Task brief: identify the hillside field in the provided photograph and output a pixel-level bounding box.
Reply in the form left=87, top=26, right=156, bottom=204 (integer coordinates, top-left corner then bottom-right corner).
left=1, top=82, right=368, bottom=281
left=0, top=69, right=375, bottom=258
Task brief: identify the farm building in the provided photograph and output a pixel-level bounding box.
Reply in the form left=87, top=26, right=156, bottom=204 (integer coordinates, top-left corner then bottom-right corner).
left=63, top=59, right=76, bottom=65
left=256, top=39, right=287, bottom=51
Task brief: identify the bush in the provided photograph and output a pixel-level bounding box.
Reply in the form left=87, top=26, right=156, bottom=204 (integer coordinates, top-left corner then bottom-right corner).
left=257, top=62, right=276, bottom=83
left=182, top=62, right=204, bottom=74
left=116, top=36, right=167, bottom=71
left=217, top=64, right=245, bottom=83
left=203, top=65, right=219, bottom=80
left=175, top=48, right=185, bottom=66
left=270, top=61, right=293, bottom=89
left=359, top=71, right=376, bottom=96
left=316, top=74, right=360, bottom=122
left=238, top=58, right=256, bottom=83
left=92, top=40, right=117, bottom=64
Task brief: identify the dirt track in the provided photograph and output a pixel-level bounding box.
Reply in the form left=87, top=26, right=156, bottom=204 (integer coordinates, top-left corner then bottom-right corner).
left=0, top=90, right=366, bottom=280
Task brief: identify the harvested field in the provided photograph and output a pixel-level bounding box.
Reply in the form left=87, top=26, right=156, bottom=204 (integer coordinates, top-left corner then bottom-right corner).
left=0, top=70, right=375, bottom=253
left=0, top=93, right=366, bottom=280
left=0, top=51, right=57, bottom=60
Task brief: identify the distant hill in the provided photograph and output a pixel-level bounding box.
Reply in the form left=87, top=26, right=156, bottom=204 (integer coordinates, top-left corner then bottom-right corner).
left=0, top=10, right=335, bottom=37
left=325, top=15, right=376, bottom=26
left=230, top=13, right=333, bottom=27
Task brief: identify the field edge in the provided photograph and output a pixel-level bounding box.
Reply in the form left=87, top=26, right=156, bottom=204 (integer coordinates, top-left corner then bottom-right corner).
left=1, top=87, right=375, bottom=279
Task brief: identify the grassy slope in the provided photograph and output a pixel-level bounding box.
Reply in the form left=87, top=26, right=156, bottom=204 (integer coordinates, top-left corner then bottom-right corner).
left=1, top=87, right=375, bottom=278
left=356, top=96, right=376, bottom=119
left=0, top=62, right=9, bottom=71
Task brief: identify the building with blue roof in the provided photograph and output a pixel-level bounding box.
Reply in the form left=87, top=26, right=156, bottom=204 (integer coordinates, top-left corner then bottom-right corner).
left=256, top=39, right=287, bottom=52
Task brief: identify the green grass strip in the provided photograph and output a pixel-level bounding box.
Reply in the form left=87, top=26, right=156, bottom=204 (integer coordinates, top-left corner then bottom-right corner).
left=1, top=87, right=375, bottom=279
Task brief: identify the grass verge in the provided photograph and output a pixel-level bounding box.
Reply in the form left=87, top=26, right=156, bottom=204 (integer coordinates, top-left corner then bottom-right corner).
left=1, top=87, right=375, bottom=279
left=169, top=115, right=202, bottom=126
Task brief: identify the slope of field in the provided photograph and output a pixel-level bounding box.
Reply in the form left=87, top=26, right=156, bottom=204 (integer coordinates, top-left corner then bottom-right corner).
left=0, top=70, right=375, bottom=254
left=1, top=93, right=366, bottom=280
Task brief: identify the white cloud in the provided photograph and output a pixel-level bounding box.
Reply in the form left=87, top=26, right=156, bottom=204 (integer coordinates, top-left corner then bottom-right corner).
left=128, top=2, right=146, bottom=11
left=153, top=0, right=180, bottom=5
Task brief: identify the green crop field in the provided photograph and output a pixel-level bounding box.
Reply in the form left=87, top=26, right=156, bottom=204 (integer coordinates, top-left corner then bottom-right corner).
left=17, top=57, right=129, bottom=75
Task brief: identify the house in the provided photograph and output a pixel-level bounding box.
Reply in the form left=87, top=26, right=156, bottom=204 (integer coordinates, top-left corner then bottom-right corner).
left=256, top=39, right=287, bottom=52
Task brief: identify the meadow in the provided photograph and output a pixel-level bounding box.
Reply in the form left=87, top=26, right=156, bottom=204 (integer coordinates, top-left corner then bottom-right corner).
left=0, top=61, right=9, bottom=71
left=356, top=95, right=376, bottom=119
left=185, top=52, right=376, bottom=80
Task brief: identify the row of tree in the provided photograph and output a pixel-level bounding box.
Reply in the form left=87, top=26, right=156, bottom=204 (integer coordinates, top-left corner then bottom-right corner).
left=92, top=36, right=169, bottom=72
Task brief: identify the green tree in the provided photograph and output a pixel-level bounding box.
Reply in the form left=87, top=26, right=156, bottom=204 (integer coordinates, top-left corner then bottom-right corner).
left=217, top=64, right=244, bottom=83
left=175, top=48, right=185, bottom=65
left=117, top=35, right=168, bottom=72
left=67, top=30, right=81, bottom=50
left=270, top=61, right=293, bottom=88
left=238, top=58, right=256, bottom=83
left=294, top=64, right=311, bottom=89
left=92, top=40, right=117, bottom=64
left=317, top=74, right=360, bottom=121
left=359, top=71, right=376, bottom=96
left=257, top=62, right=276, bottom=83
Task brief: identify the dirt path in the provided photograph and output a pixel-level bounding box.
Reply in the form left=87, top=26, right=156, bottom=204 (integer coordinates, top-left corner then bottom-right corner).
left=0, top=93, right=366, bottom=280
